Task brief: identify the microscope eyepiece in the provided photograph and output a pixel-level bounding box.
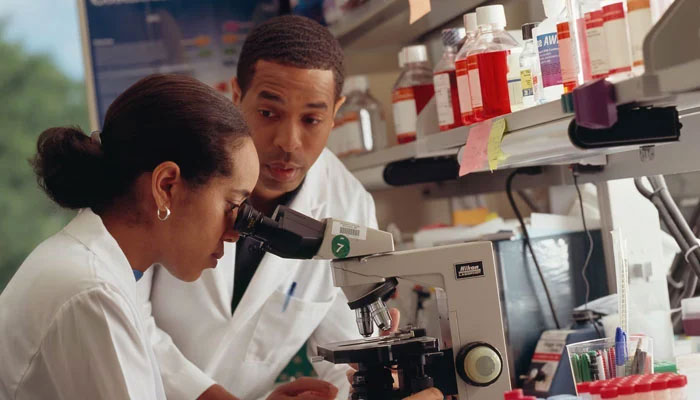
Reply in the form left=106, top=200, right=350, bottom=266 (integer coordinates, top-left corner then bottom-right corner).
left=234, top=202, right=278, bottom=237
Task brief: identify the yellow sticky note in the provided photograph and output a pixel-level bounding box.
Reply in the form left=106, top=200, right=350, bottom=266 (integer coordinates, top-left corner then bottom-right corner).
left=487, top=118, right=508, bottom=171
left=408, top=0, right=431, bottom=24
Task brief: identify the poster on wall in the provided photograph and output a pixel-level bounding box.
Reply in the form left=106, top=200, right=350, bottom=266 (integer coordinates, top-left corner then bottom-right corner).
left=78, top=0, right=280, bottom=129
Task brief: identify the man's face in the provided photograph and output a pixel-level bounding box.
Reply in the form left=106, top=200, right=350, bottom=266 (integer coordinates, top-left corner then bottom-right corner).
left=233, top=60, right=344, bottom=200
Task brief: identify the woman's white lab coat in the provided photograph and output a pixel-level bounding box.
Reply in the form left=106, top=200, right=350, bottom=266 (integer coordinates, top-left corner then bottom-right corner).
left=0, top=209, right=166, bottom=400
left=138, top=149, right=379, bottom=400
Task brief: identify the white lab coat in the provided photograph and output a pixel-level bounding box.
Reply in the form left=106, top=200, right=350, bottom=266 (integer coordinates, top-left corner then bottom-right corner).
left=139, top=149, right=377, bottom=400
left=0, top=209, right=167, bottom=400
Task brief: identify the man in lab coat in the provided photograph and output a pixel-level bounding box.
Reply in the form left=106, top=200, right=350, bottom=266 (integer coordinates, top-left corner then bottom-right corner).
left=138, top=15, right=387, bottom=400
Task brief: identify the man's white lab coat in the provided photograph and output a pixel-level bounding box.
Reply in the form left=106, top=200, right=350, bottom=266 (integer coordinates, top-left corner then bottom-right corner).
left=0, top=209, right=167, bottom=400
left=140, top=149, right=378, bottom=400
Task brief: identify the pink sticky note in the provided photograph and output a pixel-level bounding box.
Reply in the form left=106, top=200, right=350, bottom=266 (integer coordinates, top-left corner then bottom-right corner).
left=459, top=120, right=493, bottom=177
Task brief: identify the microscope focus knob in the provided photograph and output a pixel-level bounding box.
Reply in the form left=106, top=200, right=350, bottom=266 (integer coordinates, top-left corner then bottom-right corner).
left=455, top=342, right=503, bottom=387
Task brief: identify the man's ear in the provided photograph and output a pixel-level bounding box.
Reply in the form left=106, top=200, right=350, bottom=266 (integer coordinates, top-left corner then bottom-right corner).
left=331, top=96, right=347, bottom=128
left=231, top=77, right=243, bottom=106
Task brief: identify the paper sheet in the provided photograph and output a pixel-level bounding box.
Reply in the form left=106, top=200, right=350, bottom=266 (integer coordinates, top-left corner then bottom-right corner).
left=408, top=0, right=431, bottom=24
left=459, top=120, right=491, bottom=176
left=487, top=118, right=508, bottom=171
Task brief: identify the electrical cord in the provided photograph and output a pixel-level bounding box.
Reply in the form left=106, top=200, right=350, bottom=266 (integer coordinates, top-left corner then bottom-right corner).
left=506, top=168, right=562, bottom=329
left=573, top=171, right=595, bottom=310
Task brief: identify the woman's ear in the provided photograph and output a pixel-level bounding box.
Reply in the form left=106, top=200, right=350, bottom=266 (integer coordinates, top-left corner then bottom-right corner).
left=151, top=161, right=182, bottom=215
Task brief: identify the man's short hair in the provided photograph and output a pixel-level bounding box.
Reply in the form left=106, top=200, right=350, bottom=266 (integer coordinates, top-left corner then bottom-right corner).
left=236, top=15, right=345, bottom=100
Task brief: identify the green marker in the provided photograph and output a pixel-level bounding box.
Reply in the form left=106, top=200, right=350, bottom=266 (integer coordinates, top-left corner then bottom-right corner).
left=571, top=353, right=582, bottom=383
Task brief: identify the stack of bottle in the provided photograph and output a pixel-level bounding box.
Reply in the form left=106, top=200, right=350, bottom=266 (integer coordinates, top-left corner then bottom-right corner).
left=575, top=373, right=688, bottom=400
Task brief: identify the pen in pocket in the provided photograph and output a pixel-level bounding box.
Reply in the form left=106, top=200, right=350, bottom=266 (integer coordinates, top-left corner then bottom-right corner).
left=282, top=281, right=297, bottom=312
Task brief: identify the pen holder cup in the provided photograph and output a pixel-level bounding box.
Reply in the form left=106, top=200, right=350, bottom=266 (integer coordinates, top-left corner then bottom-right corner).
left=567, top=335, right=653, bottom=387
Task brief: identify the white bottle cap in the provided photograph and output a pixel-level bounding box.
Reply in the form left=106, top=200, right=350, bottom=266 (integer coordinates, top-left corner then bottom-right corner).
left=403, top=45, right=428, bottom=64
left=344, top=75, right=368, bottom=93
left=463, top=12, right=478, bottom=32
left=542, top=0, right=565, bottom=18
left=398, top=47, right=406, bottom=68
left=476, top=5, right=507, bottom=29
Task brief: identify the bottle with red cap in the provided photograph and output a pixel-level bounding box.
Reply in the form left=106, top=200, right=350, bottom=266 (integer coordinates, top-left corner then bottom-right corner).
left=635, top=377, right=654, bottom=400
left=503, top=389, right=524, bottom=400
left=600, top=385, right=618, bottom=399
left=616, top=378, right=635, bottom=400
left=651, top=374, right=671, bottom=400
left=667, top=374, right=688, bottom=400
left=577, top=382, right=593, bottom=399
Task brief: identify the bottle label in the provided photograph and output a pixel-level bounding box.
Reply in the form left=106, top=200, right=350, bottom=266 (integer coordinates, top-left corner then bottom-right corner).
left=557, top=21, right=577, bottom=92
left=521, top=69, right=533, bottom=97
left=330, top=112, right=364, bottom=156
left=627, top=0, right=652, bottom=67
left=392, top=87, right=418, bottom=143
left=536, top=31, right=562, bottom=88
left=455, top=58, right=472, bottom=114
left=603, top=2, right=633, bottom=74
left=585, top=10, right=610, bottom=79
left=433, top=72, right=455, bottom=127
left=467, top=55, right=482, bottom=109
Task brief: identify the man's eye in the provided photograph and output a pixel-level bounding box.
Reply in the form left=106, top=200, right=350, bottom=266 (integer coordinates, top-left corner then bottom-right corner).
left=304, top=116, right=321, bottom=125
left=258, top=109, right=277, bottom=119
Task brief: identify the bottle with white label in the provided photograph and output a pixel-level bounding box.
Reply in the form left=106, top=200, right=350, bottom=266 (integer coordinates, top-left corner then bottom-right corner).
left=433, top=27, right=467, bottom=132
left=329, top=75, right=387, bottom=157
left=520, top=22, right=541, bottom=108
left=533, top=0, right=566, bottom=103
left=602, top=0, right=634, bottom=79
left=507, top=46, right=524, bottom=112
left=392, top=45, right=435, bottom=144
left=627, top=0, right=653, bottom=73
left=454, top=12, right=479, bottom=126
left=582, top=0, right=610, bottom=80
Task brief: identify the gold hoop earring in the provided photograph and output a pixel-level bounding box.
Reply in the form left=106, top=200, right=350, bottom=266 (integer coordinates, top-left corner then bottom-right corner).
left=157, top=206, right=171, bottom=221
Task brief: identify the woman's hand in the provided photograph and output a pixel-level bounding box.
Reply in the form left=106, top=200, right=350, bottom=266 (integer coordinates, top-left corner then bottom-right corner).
left=403, top=388, right=443, bottom=400
left=267, top=377, right=338, bottom=400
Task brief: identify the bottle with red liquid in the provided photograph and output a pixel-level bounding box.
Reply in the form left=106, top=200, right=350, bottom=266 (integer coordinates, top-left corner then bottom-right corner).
left=392, top=45, right=435, bottom=144
left=454, top=12, right=478, bottom=125
left=433, top=27, right=466, bottom=132
left=471, top=5, right=521, bottom=120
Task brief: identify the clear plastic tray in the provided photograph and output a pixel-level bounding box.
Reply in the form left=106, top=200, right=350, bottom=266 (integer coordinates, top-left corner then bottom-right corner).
left=566, top=335, right=653, bottom=386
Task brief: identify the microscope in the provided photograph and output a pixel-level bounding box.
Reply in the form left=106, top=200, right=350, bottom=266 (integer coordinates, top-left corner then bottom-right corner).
left=234, top=203, right=511, bottom=399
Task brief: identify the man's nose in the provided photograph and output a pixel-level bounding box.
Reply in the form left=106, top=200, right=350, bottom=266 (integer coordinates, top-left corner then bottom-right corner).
left=274, top=120, right=303, bottom=153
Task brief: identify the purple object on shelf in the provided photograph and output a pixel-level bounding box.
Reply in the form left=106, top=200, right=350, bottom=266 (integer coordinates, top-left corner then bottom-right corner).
left=573, top=78, right=618, bottom=130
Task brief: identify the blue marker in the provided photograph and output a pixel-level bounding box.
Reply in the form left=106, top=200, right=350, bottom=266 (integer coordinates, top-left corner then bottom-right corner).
left=615, top=327, right=626, bottom=377
left=282, top=281, right=297, bottom=312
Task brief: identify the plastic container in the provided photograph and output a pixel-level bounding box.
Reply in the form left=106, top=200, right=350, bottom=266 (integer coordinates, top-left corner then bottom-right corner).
left=434, top=27, right=467, bottom=131
left=503, top=388, right=524, bottom=399
left=681, top=297, right=700, bottom=336
left=455, top=12, right=479, bottom=125
left=519, top=22, right=541, bottom=108
left=651, top=376, right=670, bottom=400
left=533, top=0, right=566, bottom=103
left=667, top=374, right=688, bottom=400
left=391, top=45, right=434, bottom=144
left=627, top=0, right=653, bottom=71
left=568, top=335, right=654, bottom=387
left=469, top=5, right=521, bottom=120
left=590, top=381, right=605, bottom=400
left=329, top=75, right=387, bottom=157
left=600, top=386, right=618, bottom=399
left=602, top=1, right=634, bottom=78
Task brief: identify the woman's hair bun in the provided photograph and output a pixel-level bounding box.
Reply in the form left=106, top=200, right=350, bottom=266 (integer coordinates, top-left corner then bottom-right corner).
left=31, top=126, right=108, bottom=209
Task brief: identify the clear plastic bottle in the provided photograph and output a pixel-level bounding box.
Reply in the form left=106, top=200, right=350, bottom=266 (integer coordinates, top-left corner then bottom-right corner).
left=392, top=45, right=434, bottom=144
left=455, top=12, right=478, bottom=125
left=520, top=22, right=541, bottom=108
left=557, top=2, right=590, bottom=93
left=533, top=0, right=566, bottom=103
left=470, top=5, right=521, bottom=120
left=329, top=75, right=387, bottom=157
left=433, top=27, right=466, bottom=131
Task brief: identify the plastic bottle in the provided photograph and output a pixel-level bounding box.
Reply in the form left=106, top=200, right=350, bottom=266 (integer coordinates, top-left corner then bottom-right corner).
left=470, top=5, right=521, bottom=120
left=582, top=0, right=610, bottom=79
left=434, top=27, right=467, bottom=131
left=455, top=12, right=479, bottom=125
left=635, top=379, right=654, bottom=400
left=391, top=45, right=434, bottom=144
left=503, top=388, right=524, bottom=399
left=507, top=44, right=524, bottom=112
left=533, top=0, right=566, bottom=103
left=667, top=374, right=688, bottom=400
left=602, top=1, right=634, bottom=78
left=627, top=0, right=653, bottom=72
left=329, top=76, right=384, bottom=156
left=616, top=379, right=636, bottom=400
left=519, top=22, right=541, bottom=108
left=560, top=0, right=594, bottom=92
left=577, top=382, right=593, bottom=400
left=590, top=381, right=605, bottom=400
left=600, top=386, right=618, bottom=399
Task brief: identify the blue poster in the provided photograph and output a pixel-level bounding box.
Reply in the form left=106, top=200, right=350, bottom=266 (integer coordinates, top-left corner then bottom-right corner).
left=81, top=0, right=279, bottom=126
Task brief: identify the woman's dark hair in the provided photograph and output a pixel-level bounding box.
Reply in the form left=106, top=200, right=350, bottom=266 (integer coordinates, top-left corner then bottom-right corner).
left=32, top=74, right=250, bottom=210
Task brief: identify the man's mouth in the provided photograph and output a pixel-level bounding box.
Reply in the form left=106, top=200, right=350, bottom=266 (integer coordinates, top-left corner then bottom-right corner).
left=266, top=162, right=301, bottom=183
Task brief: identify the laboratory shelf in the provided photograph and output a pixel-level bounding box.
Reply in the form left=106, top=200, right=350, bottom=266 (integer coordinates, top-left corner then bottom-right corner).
left=329, top=0, right=485, bottom=49
left=341, top=92, right=700, bottom=191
